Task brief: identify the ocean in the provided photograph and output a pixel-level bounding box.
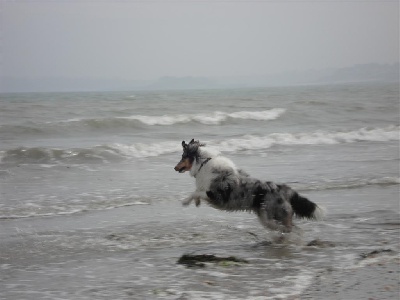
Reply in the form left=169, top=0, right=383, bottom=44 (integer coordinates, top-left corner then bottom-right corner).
left=0, top=83, right=399, bottom=299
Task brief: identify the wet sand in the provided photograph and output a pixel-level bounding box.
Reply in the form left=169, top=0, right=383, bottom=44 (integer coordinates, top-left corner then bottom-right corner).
left=1, top=187, right=399, bottom=299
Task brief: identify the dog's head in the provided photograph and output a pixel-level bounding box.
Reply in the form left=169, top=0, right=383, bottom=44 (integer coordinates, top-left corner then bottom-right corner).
left=174, top=139, right=205, bottom=173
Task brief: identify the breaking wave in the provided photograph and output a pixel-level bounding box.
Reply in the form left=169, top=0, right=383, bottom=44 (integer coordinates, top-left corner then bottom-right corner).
left=123, top=108, right=286, bottom=125
left=61, top=108, right=286, bottom=128
left=0, top=109, right=286, bottom=136
left=216, top=125, right=400, bottom=152
left=1, top=125, right=398, bottom=164
left=0, top=141, right=181, bottom=164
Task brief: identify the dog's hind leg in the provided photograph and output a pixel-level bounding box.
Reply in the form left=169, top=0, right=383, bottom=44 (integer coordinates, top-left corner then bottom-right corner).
left=257, top=202, right=293, bottom=233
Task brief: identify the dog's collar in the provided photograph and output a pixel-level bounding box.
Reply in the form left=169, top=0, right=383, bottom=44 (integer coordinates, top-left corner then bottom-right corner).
left=195, top=157, right=212, bottom=177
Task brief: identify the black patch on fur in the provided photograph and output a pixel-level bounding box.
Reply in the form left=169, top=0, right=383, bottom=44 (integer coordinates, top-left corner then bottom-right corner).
left=252, top=181, right=267, bottom=209
left=206, top=191, right=215, bottom=200
left=290, top=192, right=316, bottom=218
left=217, top=185, right=232, bottom=203
left=209, top=170, right=235, bottom=203
left=207, top=184, right=232, bottom=204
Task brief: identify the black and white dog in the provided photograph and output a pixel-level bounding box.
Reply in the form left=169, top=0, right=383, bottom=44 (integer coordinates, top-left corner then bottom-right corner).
left=174, top=139, right=324, bottom=233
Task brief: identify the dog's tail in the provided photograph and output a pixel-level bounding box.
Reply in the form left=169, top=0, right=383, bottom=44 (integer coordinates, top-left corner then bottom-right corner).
left=288, top=190, right=325, bottom=221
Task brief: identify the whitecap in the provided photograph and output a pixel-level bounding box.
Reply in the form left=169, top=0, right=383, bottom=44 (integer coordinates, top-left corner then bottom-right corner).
left=2, top=126, right=398, bottom=163
left=216, top=125, right=400, bottom=152
left=121, top=108, right=286, bottom=126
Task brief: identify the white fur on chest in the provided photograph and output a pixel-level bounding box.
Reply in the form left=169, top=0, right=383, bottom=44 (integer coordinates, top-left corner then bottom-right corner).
left=192, top=156, right=238, bottom=192
left=194, top=164, right=214, bottom=191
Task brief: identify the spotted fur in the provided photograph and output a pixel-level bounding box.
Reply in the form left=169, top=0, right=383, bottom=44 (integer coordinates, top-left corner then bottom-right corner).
left=174, top=139, right=324, bottom=233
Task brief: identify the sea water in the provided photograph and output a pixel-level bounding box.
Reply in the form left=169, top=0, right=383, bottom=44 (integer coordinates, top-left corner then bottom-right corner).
left=0, top=83, right=399, bottom=299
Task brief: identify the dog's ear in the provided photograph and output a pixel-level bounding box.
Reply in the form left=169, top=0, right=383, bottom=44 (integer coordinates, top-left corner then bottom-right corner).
left=182, top=140, right=187, bottom=149
left=189, top=139, right=195, bottom=144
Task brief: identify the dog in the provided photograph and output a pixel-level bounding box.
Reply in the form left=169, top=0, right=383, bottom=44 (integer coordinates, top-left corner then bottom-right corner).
left=174, top=139, right=324, bottom=233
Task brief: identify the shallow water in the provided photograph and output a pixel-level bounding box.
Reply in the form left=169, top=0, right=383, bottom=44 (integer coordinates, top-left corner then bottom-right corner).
left=0, top=83, right=399, bottom=299
left=1, top=186, right=399, bottom=299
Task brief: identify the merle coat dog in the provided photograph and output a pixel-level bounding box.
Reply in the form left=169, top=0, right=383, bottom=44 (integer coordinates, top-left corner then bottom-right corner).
left=174, top=139, right=324, bottom=233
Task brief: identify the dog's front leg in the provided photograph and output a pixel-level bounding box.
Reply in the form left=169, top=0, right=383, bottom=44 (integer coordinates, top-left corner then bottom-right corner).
left=182, top=195, right=194, bottom=206
left=182, top=191, right=208, bottom=207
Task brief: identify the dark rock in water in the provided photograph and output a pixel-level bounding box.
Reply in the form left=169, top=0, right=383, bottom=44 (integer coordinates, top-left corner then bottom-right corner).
left=307, top=239, right=335, bottom=247
left=105, top=233, right=127, bottom=241
left=360, top=249, right=394, bottom=259
left=177, top=254, right=249, bottom=268
left=252, top=240, right=273, bottom=248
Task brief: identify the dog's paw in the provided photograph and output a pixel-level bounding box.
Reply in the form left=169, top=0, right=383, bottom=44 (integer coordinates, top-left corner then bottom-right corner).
left=182, top=197, right=193, bottom=206
left=195, top=198, right=201, bottom=207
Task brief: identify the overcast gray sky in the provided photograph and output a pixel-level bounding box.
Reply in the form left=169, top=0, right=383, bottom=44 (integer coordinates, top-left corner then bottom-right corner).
left=1, top=0, right=399, bottom=82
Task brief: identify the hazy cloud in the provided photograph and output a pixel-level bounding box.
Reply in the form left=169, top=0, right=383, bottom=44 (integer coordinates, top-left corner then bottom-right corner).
left=1, top=0, right=399, bottom=86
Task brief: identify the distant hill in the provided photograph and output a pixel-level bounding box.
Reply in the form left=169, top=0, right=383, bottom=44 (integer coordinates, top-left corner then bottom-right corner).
left=216, top=63, right=399, bottom=88
left=1, top=63, right=398, bottom=93
left=319, top=63, right=399, bottom=84
left=146, top=76, right=218, bottom=90
left=0, top=77, right=152, bottom=93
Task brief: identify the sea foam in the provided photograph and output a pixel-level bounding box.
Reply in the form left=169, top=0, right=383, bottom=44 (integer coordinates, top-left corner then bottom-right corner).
left=1, top=125, right=398, bottom=164
left=122, top=108, right=286, bottom=125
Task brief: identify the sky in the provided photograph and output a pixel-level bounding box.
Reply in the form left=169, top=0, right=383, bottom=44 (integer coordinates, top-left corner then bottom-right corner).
left=1, top=0, right=399, bottom=86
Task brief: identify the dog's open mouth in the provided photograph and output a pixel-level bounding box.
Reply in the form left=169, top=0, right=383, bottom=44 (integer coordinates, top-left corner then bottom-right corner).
left=178, top=167, right=186, bottom=173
